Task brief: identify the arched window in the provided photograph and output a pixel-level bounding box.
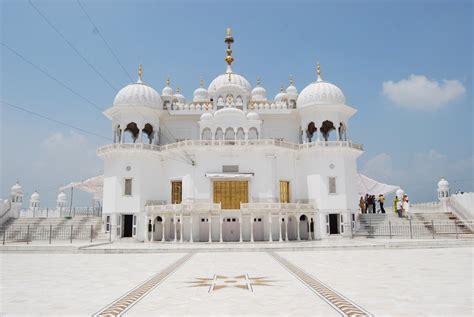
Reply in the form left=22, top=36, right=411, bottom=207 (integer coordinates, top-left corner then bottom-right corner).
left=215, top=128, right=223, bottom=140
left=217, top=96, right=224, bottom=109
left=142, top=123, right=154, bottom=144
left=225, top=128, right=235, bottom=140
left=320, top=120, right=336, bottom=141
left=307, top=122, right=317, bottom=142
left=236, top=128, right=245, bottom=140
left=248, top=127, right=258, bottom=140
left=124, top=122, right=139, bottom=143
left=201, top=128, right=212, bottom=140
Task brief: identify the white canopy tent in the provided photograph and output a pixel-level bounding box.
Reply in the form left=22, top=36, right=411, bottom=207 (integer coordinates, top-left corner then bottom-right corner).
left=357, top=173, right=399, bottom=196
left=60, top=175, right=104, bottom=201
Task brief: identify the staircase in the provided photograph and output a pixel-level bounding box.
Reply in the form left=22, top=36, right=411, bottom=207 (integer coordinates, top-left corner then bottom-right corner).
left=1, top=216, right=104, bottom=242
left=356, top=212, right=473, bottom=237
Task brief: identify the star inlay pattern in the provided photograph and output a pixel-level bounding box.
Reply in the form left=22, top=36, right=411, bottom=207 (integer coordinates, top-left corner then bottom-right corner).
left=188, top=274, right=276, bottom=292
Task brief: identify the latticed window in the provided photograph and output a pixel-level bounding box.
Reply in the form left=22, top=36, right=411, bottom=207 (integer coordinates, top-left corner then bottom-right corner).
left=124, top=178, right=132, bottom=196
left=279, top=181, right=290, bottom=203
left=171, top=181, right=182, bottom=204
left=328, top=177, right=337, bottom=194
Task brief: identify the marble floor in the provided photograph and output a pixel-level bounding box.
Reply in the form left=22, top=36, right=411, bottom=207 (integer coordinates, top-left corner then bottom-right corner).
left=0, top=247, right=472, bottom=316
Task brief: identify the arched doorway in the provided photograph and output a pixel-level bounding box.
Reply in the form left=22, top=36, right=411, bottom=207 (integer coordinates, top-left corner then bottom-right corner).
left=299, top=215, right=309, bottom=240
left=154, top=216, right=163, bottom=241
left=287, top=215, right=298, bottom=240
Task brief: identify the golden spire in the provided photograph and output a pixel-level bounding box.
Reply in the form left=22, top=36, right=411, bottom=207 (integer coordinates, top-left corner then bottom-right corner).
left=289, top=75, right=294, bottom=86
left=138, top=64, right=143, bottom=81
left=280, top=84, right=284, bottom=92
left=256, top=76, right=261, bottom=86
left=166, top=77, right=170, bottom=86
left=199, top=78, right=204, bottom=88
left=224, top=27, right=234, bottom=67
left=317, top=61, right=322, bottom=81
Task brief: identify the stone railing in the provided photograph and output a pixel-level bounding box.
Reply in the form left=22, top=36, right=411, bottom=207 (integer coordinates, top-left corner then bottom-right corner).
left=240, top=202, right=317, bottom=211
left=98, top=139, right=363, bottom=155
left=146, top=203, right=222, bottom=214
left=410, top=201, right=441, bottom=211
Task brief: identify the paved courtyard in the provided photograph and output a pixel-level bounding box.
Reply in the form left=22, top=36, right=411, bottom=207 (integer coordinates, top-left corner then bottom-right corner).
left=0, top=246, right=472, bottom=316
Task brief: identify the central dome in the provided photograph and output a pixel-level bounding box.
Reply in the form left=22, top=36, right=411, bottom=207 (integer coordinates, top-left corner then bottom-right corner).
left=208, top=66, right=252, bottom=96
left=214, top=106, right=246, bottom=119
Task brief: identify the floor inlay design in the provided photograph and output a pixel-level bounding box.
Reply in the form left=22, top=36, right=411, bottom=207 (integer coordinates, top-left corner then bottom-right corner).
left=187, top=274, right=275, bottom=292
left=93, top=253, right=193, bottom=317
left=269, top=252, right=373, bottom=317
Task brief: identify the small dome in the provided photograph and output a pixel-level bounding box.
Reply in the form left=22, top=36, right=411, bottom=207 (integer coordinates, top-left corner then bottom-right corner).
left=297, top=79, right=345, bottom=108
left=200, top=112, right=213, bottom=121
left=274, top=86, right=287, bottom=103
left=246, top=111, right=260, bottom=120
left=214, top=107, right=246, bottom=119
left=114, top=80, right=162, bottom=108
left=251, top=78, right=267, bottom=102
left=162, top=78, right=173, bottom=96
left=30, top=191, right=40, bottom=201
left=11, top=181, right=23, bottom=194
left=286, top=84, right=298, bottom=96
left=57, top=191, right=67, bottom=202
left=438, top=177, right=449, bottom=190
left=173, top=88, right=186, bottom=104
left=193, top=80, right=210, bottom=103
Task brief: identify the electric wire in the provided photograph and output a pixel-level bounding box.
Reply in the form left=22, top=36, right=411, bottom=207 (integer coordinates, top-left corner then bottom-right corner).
left=1, top=99, right=111, bottom=141
left=28, top=0, right=118, bottom=92
left=76, top=0, right=133, bottom=82
left=1, top=41, right=103, bottom=113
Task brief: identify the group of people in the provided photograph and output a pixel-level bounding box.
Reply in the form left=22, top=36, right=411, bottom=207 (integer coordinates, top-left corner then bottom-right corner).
left=359, top=193, right=410, bottom=218
left=359, top=194, right=386, bottom=214
left=394, top=194, right=410, bottom=218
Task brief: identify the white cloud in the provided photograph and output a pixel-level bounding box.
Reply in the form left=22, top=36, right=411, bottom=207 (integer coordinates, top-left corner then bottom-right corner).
left=382, top=75, right=465, bottom=109
left=362, top=153, right=393, bottom=181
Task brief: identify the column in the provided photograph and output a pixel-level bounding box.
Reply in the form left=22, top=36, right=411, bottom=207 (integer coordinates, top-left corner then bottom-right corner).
left=336, top=127, right=340, bottom=141
left=297, top=217, right=301, bottom=241
left=120, top=130, right=124, bottom=144
left=239, top=214, right=243, bottom=242
left=308, top=217, right=312, bottom=240
left=208, top=214, right=212, bottom=243
left=145, top=217, right=150, bottom=242
left=173, top=215, right=177, bottom=242
left=278, top=213, right=283, bottom=242
left=219, top=217, right=223, bottom=242
left=161, top=218, right=165, bottom=242
left=268, top=214, right=273, bottom=242
left=285, top=214, right=289, bottom=241
left=189, top=215, right=194, bottom=243
left=179, top=214, right=183, bottom=243
left=151, top=219, right=155, bottom=242
left=250, top=213, right=254, bottom=242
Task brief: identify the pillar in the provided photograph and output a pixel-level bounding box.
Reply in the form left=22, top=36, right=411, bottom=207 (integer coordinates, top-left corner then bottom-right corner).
left=278, top=213, right=283, bottom=242
left=179, top=214, right=183, bottom=243
left=250, top=213, right=254, bottom=242
left=239, top=215, right=243, bottom=242
left=308, top=217, right=312, bottom=240
left=173, top=215, right=177, bottom=242
left=268, top=214, right=273, bottom=242
left=146, top=217, right=150, bottom=242
left=208, top=214, right=212, bottom=243
left=161, top=218, right=165, bottom=242
left=189, top=215, right=193, bottom=243
left=285, top=214, right=289, bottom=241
left=297, top=217, right=301, bottom=241
left=219, top=217, right=223, bottom=242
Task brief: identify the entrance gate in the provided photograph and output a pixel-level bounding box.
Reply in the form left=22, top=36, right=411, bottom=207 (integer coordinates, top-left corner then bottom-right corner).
left=213, top=181, right=248, bottom=209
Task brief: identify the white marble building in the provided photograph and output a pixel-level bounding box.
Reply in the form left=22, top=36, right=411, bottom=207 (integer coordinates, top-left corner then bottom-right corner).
left=98, top=28, right=365, bottom=242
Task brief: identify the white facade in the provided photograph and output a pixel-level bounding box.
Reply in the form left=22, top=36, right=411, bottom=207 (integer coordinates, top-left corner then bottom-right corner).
left=98, top=29, right=364, bottom=242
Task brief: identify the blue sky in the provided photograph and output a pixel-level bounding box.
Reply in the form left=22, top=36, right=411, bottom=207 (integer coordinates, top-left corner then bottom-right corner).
left=1, top=0, right=472, bottom=207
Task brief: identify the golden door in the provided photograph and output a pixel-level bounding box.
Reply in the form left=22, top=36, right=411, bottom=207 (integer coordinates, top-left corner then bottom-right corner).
left=213, top=181, right=248, bottom=209
left=171, top=181, right=182, bottom=204
left=279, top=181, right=290, bottom=203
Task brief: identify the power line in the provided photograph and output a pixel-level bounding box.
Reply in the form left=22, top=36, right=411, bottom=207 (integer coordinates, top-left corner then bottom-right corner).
left=28, top=0, right=118, bottom=92
left=1, top=99, right=111, bottom=141
left=76, top=0, right=133, bottom=82
left=1, top=41, right=103, bottom=113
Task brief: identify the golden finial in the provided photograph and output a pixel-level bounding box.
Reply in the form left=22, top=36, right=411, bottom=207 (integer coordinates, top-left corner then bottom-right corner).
left=166, top=77, right=170, bottom=86
left=138, top=64, right=143, bottom=81
left=317, top=61, right=322, bottom=81
left=256, top=76, right=261, bottom=86
left=224, top=27, right=234, bottom=67
left=280, top=84, right=284, bottom=92
left=199, top=78, right=204, bottom=88
left=289, top=75, right=294, bottom=86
